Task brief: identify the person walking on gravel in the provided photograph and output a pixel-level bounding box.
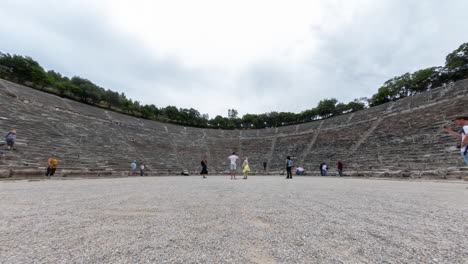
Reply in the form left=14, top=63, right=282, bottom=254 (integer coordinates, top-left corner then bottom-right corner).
left=200, top=156, right=208, bottom=178
left=46, top=154, right=58, bottom=176
left=228, top=152, right=239, bottom=180
left=444, top=116, right=468, bottom=166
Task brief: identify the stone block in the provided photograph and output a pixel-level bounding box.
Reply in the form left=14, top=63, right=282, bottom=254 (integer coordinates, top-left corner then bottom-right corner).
left=10, top=168, right=43, bottom=177
left=0, top=169, right=11, bottom=178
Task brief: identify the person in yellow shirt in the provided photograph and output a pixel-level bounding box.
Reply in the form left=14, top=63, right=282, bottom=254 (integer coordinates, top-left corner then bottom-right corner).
left=46, top=154, right=58, bottom=176
left=242, top=157, right=251, bottom=179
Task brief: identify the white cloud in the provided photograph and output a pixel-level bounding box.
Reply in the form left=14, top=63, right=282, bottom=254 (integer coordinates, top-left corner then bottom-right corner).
left=106, top=0, right=324, bottom=68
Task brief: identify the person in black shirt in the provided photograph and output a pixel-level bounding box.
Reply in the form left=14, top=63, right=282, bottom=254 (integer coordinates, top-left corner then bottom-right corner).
left=200, top=156, right=208, bottom=178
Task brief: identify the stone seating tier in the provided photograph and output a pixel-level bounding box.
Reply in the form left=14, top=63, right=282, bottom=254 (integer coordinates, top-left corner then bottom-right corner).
left=0, top=78, right=467, bottom=179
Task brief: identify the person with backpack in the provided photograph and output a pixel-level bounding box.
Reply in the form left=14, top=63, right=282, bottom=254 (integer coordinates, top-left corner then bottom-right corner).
left=444, top=116, right=468, bottom=165
left=200, top=156, right=208, bottom=178
left=5, top=130, right=16, bottom=150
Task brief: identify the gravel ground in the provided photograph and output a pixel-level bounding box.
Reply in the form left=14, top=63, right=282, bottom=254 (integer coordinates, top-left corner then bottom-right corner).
left=0, top=176, right=467, bottom=264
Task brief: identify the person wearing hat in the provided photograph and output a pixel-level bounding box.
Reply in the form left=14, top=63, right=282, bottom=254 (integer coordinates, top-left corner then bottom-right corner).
left=46, top=154, right=59, bottom=176
left=444, top=116, right=468, bottom=166
left=5, top=130, right=16, bottom=150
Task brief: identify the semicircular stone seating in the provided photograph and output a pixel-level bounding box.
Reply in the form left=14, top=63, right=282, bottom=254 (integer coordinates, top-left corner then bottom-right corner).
left=0, top=78, right=467, bottom=179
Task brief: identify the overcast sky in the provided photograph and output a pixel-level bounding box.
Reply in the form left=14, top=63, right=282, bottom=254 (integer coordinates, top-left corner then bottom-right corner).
left=1, top=0, right=467, bottom=117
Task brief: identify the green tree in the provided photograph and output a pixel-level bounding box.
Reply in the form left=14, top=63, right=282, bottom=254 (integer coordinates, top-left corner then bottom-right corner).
left=102, top=90, right=122, bottom=108
left=445, top=42, right=468, bottom=81
left=228, top=109, right=238, bottom=119
left=346, top=98, right=366, bottom=112
left=410, top=67, right=446, bottom=94
left=316, top=98, right=338, bottom=118
left=162, top=106, right=181, bottom=120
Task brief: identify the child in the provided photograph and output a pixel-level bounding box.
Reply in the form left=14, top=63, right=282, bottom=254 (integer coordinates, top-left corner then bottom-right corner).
left=242, top=157, right=250, bottom=179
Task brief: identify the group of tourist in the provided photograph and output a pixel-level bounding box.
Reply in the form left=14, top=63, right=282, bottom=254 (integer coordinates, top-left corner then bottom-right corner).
left=2, top=117, right=467, bottom=178
left=226, top=152, right=250, bottom=180
left=194, top=116, right=466, bottom=179
left=130, top=160, right=146, bottom=176
left=0, top=129, right=60, bottom=176
left=196, top=153, right=344, bottom=179
left=127, top=116, right=468, bottom=179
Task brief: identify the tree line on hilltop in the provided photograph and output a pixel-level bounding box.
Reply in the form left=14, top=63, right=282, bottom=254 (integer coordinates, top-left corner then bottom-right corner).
left=0, top=42, right=467, bottom=129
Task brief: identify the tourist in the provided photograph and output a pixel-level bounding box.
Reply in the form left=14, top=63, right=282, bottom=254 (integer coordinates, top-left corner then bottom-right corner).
left=200, top=156, right=208, bottom=178
left=296, top=166, right=305, bottom=175
left=228, top=152, right=239, bottom=180
left=319, top=162, right=324, bottom=176
left=130, top=160, right=137, bottom=176
left=263, top=161, right=267, bottom=171
left=444, top=116, right=468, bottom=165
left=242, top=157, right=250, bottom=179
left=321, top=162, right=328, bottom=176
left=46, top=154, right=58, bottom=176
left=5, top=130, right=16, bottom=150
left=139, top=163, right=145, bottom=176
left=285, top=156, right=293, bottom=179
left=337, top=160, right=344, bottom=177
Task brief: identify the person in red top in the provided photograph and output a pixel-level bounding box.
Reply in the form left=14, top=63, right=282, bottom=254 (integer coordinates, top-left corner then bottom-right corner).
left=337, top=160, right=344, bottom=177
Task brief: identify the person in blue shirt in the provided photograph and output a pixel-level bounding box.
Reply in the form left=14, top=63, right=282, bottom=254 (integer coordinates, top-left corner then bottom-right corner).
left=130, top=160, right=137, bottom=176
left=285, top=156, right=293, bottom=179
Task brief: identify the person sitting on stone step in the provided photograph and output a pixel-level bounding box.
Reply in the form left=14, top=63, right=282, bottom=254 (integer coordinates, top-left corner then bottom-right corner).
left=296, top=166, right=305, bottom=175
left=5, top=130, right=16, bottom=150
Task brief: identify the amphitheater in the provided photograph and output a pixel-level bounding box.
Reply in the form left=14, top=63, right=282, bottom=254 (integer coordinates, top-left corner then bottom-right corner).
left=1, top=78, right=468, bottom=263
left=0, top=78, right=467, bottom=178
